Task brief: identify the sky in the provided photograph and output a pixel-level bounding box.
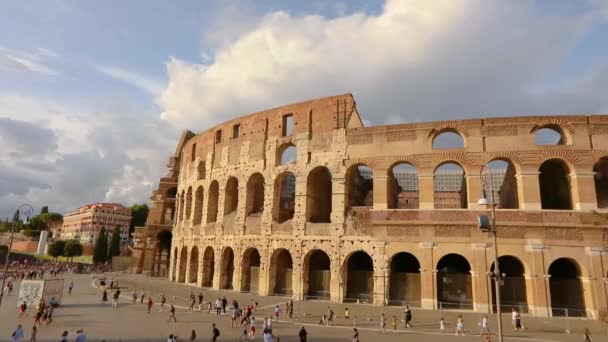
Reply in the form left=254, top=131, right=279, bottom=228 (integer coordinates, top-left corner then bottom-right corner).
left=1, top=0, right=608, bottom=218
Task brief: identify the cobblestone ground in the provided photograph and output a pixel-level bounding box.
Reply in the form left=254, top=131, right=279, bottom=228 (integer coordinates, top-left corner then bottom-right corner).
left=1, top=273, right=606, bottom=341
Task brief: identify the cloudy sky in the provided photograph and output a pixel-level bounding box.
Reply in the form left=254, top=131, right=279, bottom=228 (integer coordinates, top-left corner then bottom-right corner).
left=1, top=0, right=607, bottom=218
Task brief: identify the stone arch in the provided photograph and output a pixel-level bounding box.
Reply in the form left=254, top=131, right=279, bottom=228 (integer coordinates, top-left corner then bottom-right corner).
left=434, top=162, right=467, bottom=209
left=593, top=157, right=608, bottom=208
left=268, top=248, right=293, bottom=295
left=277, top=143, right=297, bottom=165
left=202, top=246, right=215, bottom=287
left=273, top=171, right=296, bottom=223
left=189, top=246, right=199, bottom=284
left=345, top=164, right=373, bottom=208
left=306, top=166, right=332, bottom=223
left=436, top=253, right=472, bottom=309
left=240, top=248, right=261, bottom=293
left=302, top=249, right=331, bottom=299
left=388, top=252, right=421, bottom=306
left=246, top=173, right=265, bottom=216
left=432, top=129, right=465, bottom=149
left=154, top=230, right=172, bottom=277
left=224, top=177, right=239, bottom=216
left=193, top=186, right=204, bottom=225
left=185, top=186, right=193, bottom=220
left=163, top=187, right=177, bottom=225
left=532, top=123, right=571, bottom=145
left=178, top=246, right=188, bottom=283
left=388, top=162, right=419, bottom=209
left=207, top=181, right=219, bottom=223
left=344, top=251, right=374, bottom=303
left=484, top=159, right=519, bottom=209
left=219, top=247, right=235, bottom=289
left=490, top=255, right=527, bottom=312
left=548, top=258, right=586, bottom=317
left=539, top=159, right=572, bottom=210
left=197, top=160, right=206, bottom=180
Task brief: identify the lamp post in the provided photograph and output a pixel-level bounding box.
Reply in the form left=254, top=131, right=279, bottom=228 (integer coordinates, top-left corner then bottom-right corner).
left=477, top=166, right=504, bottom=342
left=0, top=204, right=34, bottom=309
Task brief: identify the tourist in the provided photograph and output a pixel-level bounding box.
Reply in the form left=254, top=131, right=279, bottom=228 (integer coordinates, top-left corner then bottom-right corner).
left=207, top=301, right=212, bottom=314
left=344, top=307, right=350, bottom=325
left=189, top=295, right=195, bottom=312
left=326, top=307, right=334, bottom=326
left=198, top=292, right=204, bottom=311
left=18, top=301, right=27, bottom=318
left=584, top=328, right=592, bottom=342
left=380, top=313, right=386, bottom=332
left=249, top=316, right=257, bottom=339
left=74, top=329, right=86, bottom=342
left=140, top=291, right=145, bottom=304
left=404, top=304, right=413, bottom=328
left=455, top=315, right=465, bottom=336
left=515, top=309, right=523, bottom=332
left=215, top=298, right=222, bottom=315
left=10, top=324, right=24, bottom=342
left=68, top=280, right=74, bottom=295
left=479, top=316, right=491, bottom=336
left=289, top=299, right=294, bottom=319
left=168, top=304, right=177, bottom=322
left=263, top=316, right=272, bottom=330
left=132, top=290, right=138, bottom=303
left=33, top=310, right=43, bottom=326
left=167, top=334, right=174, bottom=342
left=101, top=289, right=108, bottom=304
left=29, top=326, right=36, bottom=342
left=112, top=289, right=120, bottom=308
left=439, top=317, right=446, bottom=333
left=263, top=328, right=276, bottom=342
left=59, top=331, right=68, bottom=342
left=231, top=306, right=238, bottom=328
left=147, top=297, right=153, bottom=314
left=240, top=325, right=248, bottom=340
left=160, top=294, right=166, bottom=312
left=222, top=296, right=228, bottom=314
left=189, top=329, right=196, bottom=342
left=274, top=305, right=281, bottom=322
left=511, top=308, right=518, bottom=331
left=391, top=315, right=397, bottom=332
left=352, top=328, right=359, bottom=342
left=298, top=327, right=307, bottom=342
left=211, top=323, right=220, bottom=342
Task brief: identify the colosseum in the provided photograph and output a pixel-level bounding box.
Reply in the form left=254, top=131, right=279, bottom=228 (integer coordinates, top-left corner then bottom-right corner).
left=132, top=93, right=608, bottom=320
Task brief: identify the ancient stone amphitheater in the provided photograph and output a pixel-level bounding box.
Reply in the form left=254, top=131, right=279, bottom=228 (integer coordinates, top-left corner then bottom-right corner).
left=132, top=94, right=608, bottom=319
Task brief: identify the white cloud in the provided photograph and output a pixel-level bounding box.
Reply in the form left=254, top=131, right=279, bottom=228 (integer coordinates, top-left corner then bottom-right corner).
left=158, top=0, right=606, bottom=131
left=94, top=64, right=165, bottom=95
left=0, top=47, right=58, bottom=75
left=36, top=47, right=60, bottom=58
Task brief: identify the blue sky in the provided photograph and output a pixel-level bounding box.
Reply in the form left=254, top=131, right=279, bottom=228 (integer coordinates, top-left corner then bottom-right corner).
left=0, top=0, right=607, bottom=218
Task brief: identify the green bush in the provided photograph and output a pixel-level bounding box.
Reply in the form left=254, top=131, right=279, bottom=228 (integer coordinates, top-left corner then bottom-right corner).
left=22, top=230, right=41, bottom=237
left=0, top=245, right=8, bottom=254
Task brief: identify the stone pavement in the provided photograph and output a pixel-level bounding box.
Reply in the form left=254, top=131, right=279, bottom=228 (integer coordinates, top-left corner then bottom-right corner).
left=0, top=273, right=606, bottom=341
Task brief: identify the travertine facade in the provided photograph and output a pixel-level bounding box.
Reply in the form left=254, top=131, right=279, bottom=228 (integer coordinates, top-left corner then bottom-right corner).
left=132, top=94, right=608, bottom=319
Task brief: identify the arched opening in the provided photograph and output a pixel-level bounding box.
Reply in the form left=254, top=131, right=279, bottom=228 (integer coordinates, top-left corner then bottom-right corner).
left=306, top=166, right=332, bottom=223
left=202, top=246, right=214, bottom=287
left=185, top=187, right=193, bottom=220
left=269, top=249, right=293, bottom=295
left=433, top=130, right=464, bottom=149
left=434, top=162, right=467, bottom=209
left=485, top=160, right=519, bottom=209
left=344, top=251, right=374, bottom=303
left=594, top=157, right=608, bottom=208
left=278, top=143, right=297, bottom=165
left=179, top=190, right=185, bottom=222
left=303, top=249, right=331, bottom=300
left=197, top=160, right=206, bottom=180
left=436, top=254, right=472, bottom=309
left=388, top=252, right=421, bottom=306
left=207, top=181, right=219, bottom=223
left=154, top=230, right=172, bottom=277
left=389, top=163, right=419, bottom=209
left=346, top=164, right=373, bottom=208
left=189, top=246, right=199, bottom=284
left=193, top=186, right=204, bottom=225
left=490, top=256, right=527, bottom=313
left=240, top=248, right=261, bottom=293
left=246, top=173, right=265, bottom=216
left=178, top=247, right=188, bottom=283
left=224, top=177, right=239, bottom=215
left=172, top=247, right=178, bottom=281
left=549, top=258, right=586, bottom=317
left=219, top=247, right=234, bottom=289
left=539, top=159, right=572, bottom=210
left=163, top=187, right=177, bottom=225
left=535, top=126, right=565, bottom=145
left=273, top=172, right=296, bottom=223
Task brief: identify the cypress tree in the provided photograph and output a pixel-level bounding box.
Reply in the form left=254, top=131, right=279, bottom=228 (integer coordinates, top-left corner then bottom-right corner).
left=93, top=226, right=107, bottom=264
left=107, top=225, right=121, bottom=261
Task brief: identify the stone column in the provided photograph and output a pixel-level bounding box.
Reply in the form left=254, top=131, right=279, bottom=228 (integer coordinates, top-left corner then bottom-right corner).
left=471, top=243, right=490, bottom=313
left=197, top=245, right=204, bottom=287
left=174, top=244, right=183, bottom=283
left=212, top=254, right=222, bottom=289
left=261, top=181, right=274, bottom=236
left=466, top=174, right=483, bottom=209
left=332, top=176, right=346, bottom=236
left=184, top=246, right=192, bottom=284
left=373, top=242, right=387, bottom=306
left=516, top=170, right=541, bottom=210
left=570, top=171, right=597, bottom=211
left=330, top=246, right=343, bottom=303
left=419, top=242, right=436, bottom=309
left=525, top=243, right=550, bottom=317
left=372, top=169, right=389, bottom=210
left=418, top=168, right=434, bottom=209
left=585, top=247, right=607, bottom=319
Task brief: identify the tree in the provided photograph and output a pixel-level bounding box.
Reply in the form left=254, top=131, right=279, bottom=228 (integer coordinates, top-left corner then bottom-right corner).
left=48, top=240, right=66, bottom=259
left=129, top=204, right=149, bottom=234
left=93, top=227, right=108, bottom=264
left=0, top=245, right=8, bottom=255
left=107, top=225, right=121, bottom=261
left=40, top=206, right=49, bottom=214
left=63, top=240, right=83, bottom=263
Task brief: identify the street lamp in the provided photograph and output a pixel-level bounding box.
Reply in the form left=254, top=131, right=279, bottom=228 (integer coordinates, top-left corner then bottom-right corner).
left=477, top=166, right=504, bottom=342
left=0, top=204, right=34, bottom=308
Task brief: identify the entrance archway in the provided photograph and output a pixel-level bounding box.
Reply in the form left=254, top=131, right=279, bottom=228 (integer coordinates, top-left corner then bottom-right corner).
left=154, top=230, right=172, bottom=277
left=306, top=166, right=332, bottom=223
left=188, top=246, right=199, bottom=284
left=539, top=159, right=572, bottom=209
left=219, top=247, right=234, bottom=289
left=202, top=246, right=215, bottom=287
left=178, top=247, right=188, bottom=283
left=344, top=251, right=374, bottom=303
left=303, top=249, right=331, bottom=299
left=269, top=249, right=293, bottom=295
left=241, top=248, right=261, bottom=293
left=388, top=252, right=420, bottom=306
left=436, top=254, right=472, bottom=309
left=549, top=258, right=586, bottom=317
left=490, top=256, right=527, bottom=312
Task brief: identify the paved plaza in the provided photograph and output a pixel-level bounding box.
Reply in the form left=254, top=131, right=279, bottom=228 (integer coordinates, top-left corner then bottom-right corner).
left=1, top=273, right=607, bottom=341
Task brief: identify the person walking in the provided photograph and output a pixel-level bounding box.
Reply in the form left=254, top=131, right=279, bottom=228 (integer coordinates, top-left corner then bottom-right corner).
left=59, top=331, right=68, bottom=342
left=215, top=298, right=222, bottom=315
left=289, top=299, right=294, bottom=319
left=455, top=315, right=465, bottom=336
left=298, top=327, right=307, bottom=342
left=101, top=289, right=108, bottom=304
left=140, top=291, right=145, bottom=304
left=74, top=329, right=86, bottom=342
left=18, top=301, right=27, bottom=318
left=189, top=329, right=196, bottom=342
left=584, top=328, right=592, bottom=342
left=211, top=323, right=220, bottom=342
left=68, top=280, right=74, bottom=295
left=344, top=307, right=350, bottom=325
left=352, top=328, right=359, bottom=342
left=198, top=293, right=204, bottom=311
left=147, top=297, right=153, bottom=314
left=33, top=310, right=43, bottom=326
left=439, top=317, right=446, bottom=334
left=380, top=313, right=386, bottom=332
left=112, top=289, right=120, bottom=308
left=326, top=307, right=334, bottom=326
left=479, top=316, right=491, bottom=336
left=160, top=294, right=166, bottom=312
left=274, top=305, right=281, bottom=322
left=28, top=326, right=36, bottom=342
left=132, top=290, right=138, bottom=304
left=515, top=309, right=523, bottom=332
left=168, top=304, right=177, bottom=322
left=404, top=304, right=413, bottom=328
left=10, top=324, right=24, bottom=342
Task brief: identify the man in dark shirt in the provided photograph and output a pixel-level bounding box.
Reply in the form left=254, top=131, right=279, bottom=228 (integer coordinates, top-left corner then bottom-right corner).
left=298, top=327, right=307, bottom=342
left=211, top=323, right=220, bottom=342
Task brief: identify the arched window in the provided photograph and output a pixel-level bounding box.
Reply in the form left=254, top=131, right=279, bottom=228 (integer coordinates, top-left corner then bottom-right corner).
left=433, top=130, right=464, bottom=149
left=306, top=167, right=332, bottom=223
left=434, top=163, right=467, bottom=209
left=490, top=256, right=527, bottom=312
left=246, top=173, right=265, bottom=215
left=388, top=252, right=421, bottom=306
left=344, top=251, right=374, bottom=303
left=346, top=164, right=373, bottom=208
left=535, top=126, right=565, bottom=145
left=303, top=249, right=330, bottom=299
left=436, top=253, right=472, bottom=310
left=539, top=159, right=572, bottom=210
left=241, top=248, right=261, bottom=293
left=549, top=258, right=585, bottom=317
left=277, top=143, right=297, bottom=166
left=224, top=177, right=239, bottom=216
left=389, top=163, right=419, bottom=209
left=206, top=181, right=219, bottom=223
left=484, top=159, right=519, bottom=209
left=193, top=186, right=204, bottom=225
left=594, top=157, right=608, bottom=208
left=273, top=172, right=296, bottom=223
left=197, top=160, right=206, bottom=180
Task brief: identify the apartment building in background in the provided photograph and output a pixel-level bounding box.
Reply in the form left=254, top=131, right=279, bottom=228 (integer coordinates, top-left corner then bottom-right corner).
left=60, top=203, right=132, bottom=244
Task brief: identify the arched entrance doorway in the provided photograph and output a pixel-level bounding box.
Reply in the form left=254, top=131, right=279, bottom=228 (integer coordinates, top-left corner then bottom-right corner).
left=303, top=249, right=330, bottom=299
left=344, top=251, right=374, bottom=303
left=549, top=258, right=586, bottom=317
left=219, top=247, right=234, bottom=289
left=269, top=249, right=293, bottom=295
left=154, top=230, right=172, bottom=277
left=202, top=246, right=214, bottom=287
left=241, top=248, right=261, bottom=293
left=388, top=252, right=421, bottom=306
left=436, top=254, right=472, bottom=309
left=306, top=166, right=332, bottom=223
left=188, top=246, right=199, bottom=284
left=490, top=256, right=527, bottom=312
left=178, top=247, right=188, bottom=283
left=539, top=159, right=572, bottom=209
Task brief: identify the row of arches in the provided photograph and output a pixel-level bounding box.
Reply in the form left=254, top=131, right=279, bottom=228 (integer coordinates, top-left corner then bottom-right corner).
left=173, top=246, right=587, bottom=316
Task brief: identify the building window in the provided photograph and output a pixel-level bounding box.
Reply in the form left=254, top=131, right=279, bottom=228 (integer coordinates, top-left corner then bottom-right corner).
left=282, top=114, right=294, bottom=137
left=233, top=124, right=240, bottom=139
left=215, top=130, right=222, bottom=144
left=191, top=143, right=197, bottom=162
